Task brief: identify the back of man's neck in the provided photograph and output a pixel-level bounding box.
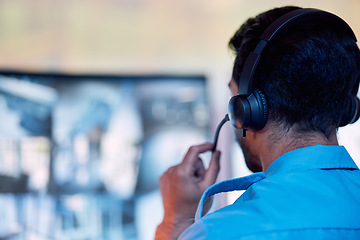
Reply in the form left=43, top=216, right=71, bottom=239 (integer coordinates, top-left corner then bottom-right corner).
left=261, top=129, right=338, bottom=172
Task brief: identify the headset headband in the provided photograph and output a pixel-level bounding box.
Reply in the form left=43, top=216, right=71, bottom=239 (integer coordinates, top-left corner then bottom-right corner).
left=238, top=8, right=358, bottom=96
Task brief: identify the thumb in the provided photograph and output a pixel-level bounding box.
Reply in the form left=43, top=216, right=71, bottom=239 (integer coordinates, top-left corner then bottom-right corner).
left=202, top=151, right=221, bottom=189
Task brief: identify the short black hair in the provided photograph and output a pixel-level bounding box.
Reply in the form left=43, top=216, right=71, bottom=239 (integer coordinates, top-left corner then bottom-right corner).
left=229, top=6, right=360, bottom=138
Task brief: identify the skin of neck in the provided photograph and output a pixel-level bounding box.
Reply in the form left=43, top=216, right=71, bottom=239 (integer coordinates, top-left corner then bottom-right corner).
left=252, top=120, right=339, bottom=172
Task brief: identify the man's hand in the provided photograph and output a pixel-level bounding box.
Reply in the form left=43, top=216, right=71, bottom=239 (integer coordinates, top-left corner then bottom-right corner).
left=155, top=143, right=221, bottom=240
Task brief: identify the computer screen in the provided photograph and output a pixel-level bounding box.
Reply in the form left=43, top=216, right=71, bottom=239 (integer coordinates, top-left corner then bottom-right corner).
left=0, top=71, right=210, bottom=239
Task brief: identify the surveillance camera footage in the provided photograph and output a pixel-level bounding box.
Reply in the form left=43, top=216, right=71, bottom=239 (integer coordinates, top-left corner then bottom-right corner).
left=0, top=72, right=210, bottom=240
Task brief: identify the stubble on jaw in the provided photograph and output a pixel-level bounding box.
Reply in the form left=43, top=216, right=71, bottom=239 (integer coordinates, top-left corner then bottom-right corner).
left=235, top=129, right=263, bottom=173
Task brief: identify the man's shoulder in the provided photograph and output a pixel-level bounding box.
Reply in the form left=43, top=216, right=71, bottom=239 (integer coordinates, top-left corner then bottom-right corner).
left=180, top=167, right=360, bottom=239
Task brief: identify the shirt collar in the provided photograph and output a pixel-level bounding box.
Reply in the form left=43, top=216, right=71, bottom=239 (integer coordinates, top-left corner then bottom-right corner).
left=265, top=144, right=359, bottom=177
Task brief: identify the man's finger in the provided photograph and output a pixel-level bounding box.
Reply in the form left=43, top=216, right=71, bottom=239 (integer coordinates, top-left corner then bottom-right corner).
left=181, top=143, right=214, bottom=174
left=193, top=157, right=206, bottom=179
left=202, top=150, right=221, bottom=188
left=182, top=143, right=214, bottom=165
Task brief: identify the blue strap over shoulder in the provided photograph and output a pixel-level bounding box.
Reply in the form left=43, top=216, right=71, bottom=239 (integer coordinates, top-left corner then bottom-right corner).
left=195, top=172, right=266, bottom=221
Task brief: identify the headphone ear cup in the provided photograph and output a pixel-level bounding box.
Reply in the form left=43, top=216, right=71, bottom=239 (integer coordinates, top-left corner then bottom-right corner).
left=348, top=97, right=360, bottom=124
left=249, top=89, right=268, bottom=130
left=228, top=89, right=269, bottom=130
left=340, top=96, right=360, bottom=127
left=228, top=94, right=251, bottom=129
left=353, top=97, right=360, bottom=124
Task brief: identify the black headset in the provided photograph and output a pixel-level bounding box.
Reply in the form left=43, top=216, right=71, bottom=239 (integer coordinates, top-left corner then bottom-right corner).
left=228, top=8, right=360, bottom=132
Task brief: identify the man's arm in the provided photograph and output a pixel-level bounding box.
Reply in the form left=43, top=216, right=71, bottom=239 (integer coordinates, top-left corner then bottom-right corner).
left=155, top=143, right=221, bottom=240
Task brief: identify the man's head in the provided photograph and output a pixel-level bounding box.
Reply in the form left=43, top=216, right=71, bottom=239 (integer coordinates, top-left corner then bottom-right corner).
left=228, top=6, right=360, bottom=171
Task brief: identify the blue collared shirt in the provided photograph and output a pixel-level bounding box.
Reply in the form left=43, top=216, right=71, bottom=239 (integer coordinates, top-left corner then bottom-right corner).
left=180, top=145, right=360, bottom=239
